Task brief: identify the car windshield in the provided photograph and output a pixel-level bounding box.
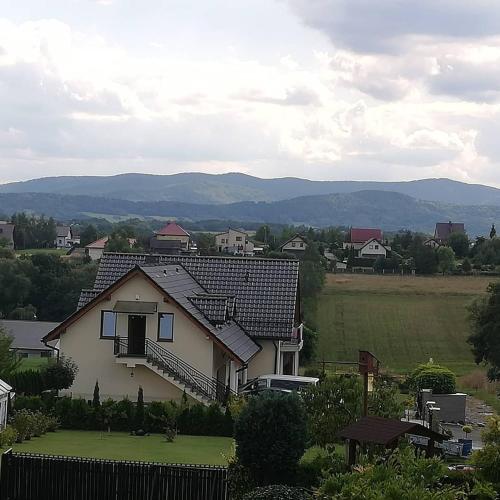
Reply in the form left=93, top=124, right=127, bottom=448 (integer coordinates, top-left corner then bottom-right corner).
left=269, top=379, right=311, bottom=391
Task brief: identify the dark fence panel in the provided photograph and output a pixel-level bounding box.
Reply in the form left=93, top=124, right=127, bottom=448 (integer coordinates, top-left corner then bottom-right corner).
left=0, top=450, right=228, bottom=500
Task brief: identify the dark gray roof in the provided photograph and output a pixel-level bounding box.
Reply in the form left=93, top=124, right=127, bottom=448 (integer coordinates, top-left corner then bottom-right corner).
left=78, top=289, right=99, bottom=309
left=56, top=225, right=71, bottom=238
left=0, top=320, right=59, bottom=350
left=84, top=252, right=300, bottom=340
left=189, top=295, right=232, bottom=324
left=141, top=265, right=260, bottom=363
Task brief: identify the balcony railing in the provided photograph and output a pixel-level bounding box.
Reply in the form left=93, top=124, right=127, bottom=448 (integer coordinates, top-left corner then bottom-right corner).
left=114, top=337, right=232, bottom=405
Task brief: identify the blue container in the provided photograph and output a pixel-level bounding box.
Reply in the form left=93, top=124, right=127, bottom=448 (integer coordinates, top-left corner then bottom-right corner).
left=458, top=438, right=473, bottom=456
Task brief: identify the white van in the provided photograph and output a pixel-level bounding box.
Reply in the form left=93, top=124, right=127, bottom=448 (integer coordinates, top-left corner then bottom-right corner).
left=239, top=374, right=319, bottom=395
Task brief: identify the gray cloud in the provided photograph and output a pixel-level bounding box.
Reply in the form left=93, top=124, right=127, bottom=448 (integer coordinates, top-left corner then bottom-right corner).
left=287, top=0, right=500, bottom=53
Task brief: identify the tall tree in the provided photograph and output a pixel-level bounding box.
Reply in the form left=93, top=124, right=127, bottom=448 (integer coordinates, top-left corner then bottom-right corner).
left=447, top=232, right=469, bottom=258
left=490, top=224, right=497, bottom=239
left=469, top=283, right=500, bottom=380
left=437, top=246, right=456, bottom=274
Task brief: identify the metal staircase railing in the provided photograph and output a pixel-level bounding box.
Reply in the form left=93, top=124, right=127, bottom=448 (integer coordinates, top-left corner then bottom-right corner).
left=114, top=337, right=233, bottom=405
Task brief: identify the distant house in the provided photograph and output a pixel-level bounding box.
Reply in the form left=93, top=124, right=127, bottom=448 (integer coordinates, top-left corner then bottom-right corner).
left=343, top=228, right=383, bottom=252
left=0, top=320, right=59, bottom=358
left=424, top=238, right=441, bottom=249
left=0, top=221, right=15, bottom=249
left=215, top=228, right=255, bottom=256
left=280, top=234, right=307, bottom=256
left=150, top=222, right=191, bottom=255
left=55, top=225, right=80, bottom=248
left=434, top=222, right=465, bottom=244
left=358, top=238, right=391, bottom=259
left=85, top=236, right=137, bottom=261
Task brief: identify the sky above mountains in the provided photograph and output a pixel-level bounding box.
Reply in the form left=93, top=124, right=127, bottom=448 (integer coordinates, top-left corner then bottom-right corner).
left=2, top=1, right=500, bottom=186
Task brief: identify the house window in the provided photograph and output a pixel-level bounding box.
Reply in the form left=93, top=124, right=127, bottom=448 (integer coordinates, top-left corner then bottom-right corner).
left=375, top=245, right=379, bottom=249
left=158, top=313, right=174, bottom=341
left=369, top=245, right=373, bottom=249
left=235, top=236, right=242, bottom=241
left=292, top=242, right=296, bottom=247
left=300, top=242, right=304, bottom=247
left=100, top=311, right=116, bottom=338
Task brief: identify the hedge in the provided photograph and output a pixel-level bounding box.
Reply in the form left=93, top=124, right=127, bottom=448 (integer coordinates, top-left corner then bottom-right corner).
left=14, top=395, right=234, bottom=436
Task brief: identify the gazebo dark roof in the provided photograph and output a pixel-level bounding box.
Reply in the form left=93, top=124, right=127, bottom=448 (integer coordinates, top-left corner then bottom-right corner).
left=338, top=416, right=445, bottom=446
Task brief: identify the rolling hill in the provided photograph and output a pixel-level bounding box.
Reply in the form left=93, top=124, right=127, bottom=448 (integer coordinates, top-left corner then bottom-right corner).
left=1, top=190, right=500, bottom=235
left=2, top=173, right=500, bottom=206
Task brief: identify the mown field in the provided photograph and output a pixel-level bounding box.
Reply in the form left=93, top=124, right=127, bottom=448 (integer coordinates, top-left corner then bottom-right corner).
left=312, top=273, right=497, bottom=376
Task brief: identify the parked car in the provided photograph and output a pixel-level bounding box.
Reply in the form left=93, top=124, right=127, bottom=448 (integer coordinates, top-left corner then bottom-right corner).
left=238, top=374, right=319, bottom=395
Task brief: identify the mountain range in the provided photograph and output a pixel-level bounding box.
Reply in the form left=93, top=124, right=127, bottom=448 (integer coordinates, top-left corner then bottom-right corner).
left=2, top=173, right=500, bottom=206
left=1, top=189, right=499, bottom=236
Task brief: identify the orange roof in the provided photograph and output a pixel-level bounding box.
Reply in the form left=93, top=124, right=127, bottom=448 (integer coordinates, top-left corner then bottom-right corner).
left=85, top=236, right=136, bottom=249
left=156, top=221, right=190, bottom=237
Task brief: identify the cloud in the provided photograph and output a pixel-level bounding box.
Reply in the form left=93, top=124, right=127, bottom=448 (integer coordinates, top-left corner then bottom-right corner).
left=287, top=0, right=500, bottom=54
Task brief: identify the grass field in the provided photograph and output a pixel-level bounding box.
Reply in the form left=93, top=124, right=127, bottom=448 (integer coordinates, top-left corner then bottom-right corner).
left=11, top=431, right=233, bottom=465
left=16, top=248, right=67, bottom=257
left=312, top=273, right=497, bottom=376
left=16, top=357, right=50, bottom=371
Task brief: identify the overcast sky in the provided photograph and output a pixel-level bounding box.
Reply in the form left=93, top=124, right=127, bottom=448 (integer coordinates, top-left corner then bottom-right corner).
left=2, top=1, right=500, bottom=185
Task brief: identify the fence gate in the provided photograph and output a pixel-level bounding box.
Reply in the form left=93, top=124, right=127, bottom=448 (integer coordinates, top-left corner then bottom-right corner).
left=0, top=450, right=228, bottom=500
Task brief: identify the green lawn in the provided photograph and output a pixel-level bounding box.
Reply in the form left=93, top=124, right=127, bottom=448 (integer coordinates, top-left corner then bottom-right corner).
left=313, top=274, right=495, bottom=376
left=16, top=248, right=67, bottom=257
left=16, top=357, right=50, bottom=372
left=11, top=430, right=234, bottom=465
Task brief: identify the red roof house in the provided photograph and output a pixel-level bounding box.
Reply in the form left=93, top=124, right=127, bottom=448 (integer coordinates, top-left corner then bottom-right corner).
left=348, top=228, right=383, bottom=243
left=156, top=222, right=190, bottom=237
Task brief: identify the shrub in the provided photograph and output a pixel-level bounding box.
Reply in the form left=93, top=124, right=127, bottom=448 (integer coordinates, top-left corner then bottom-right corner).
left=241, top=485, right=311, bottom=500
left=0, top=425, right=18, bottom=447
left=55, top=397, right=91, bottom=429
left=113, top=398, right=135, bottom=432
left=234, top=391, right=307, bottom=486
left=408, top=363, right=456, bottom=394
left=13, top=395, right=44, bottom=412
left=43, top=357, right=78, bottom=391
left=135, top=387, right=145, bottom=432
left=11, top=409, right=35, bottom=441
left=227, top=456, right=256, bottom=500
left=296, top=447, right=346, bottom=489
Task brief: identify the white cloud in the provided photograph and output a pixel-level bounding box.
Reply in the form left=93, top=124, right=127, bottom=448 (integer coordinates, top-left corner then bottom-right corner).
left=1, top=1, right=500, bottom=188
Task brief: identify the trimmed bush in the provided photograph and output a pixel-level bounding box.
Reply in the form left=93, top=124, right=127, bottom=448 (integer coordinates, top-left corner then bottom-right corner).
left=408, top=363, right=456, bottom=394
left=13, top=395, right=44, bottom=412
left=241, top=485, right=311, bottom=500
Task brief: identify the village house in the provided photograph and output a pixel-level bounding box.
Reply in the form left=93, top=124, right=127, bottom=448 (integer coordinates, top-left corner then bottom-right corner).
left=0, top=320, right=58, bottom=358
left=85, top=236, right=137, bottom=260
left=150, top=221, right=192, bottom=255
left=55, top=225, right=80, bottom=248
left=0, top=221, right=15, bottom=249
left=280, top=234, right=308, bottom=256
left=43, top=253, right=303, bottom=404
left=424, top=238, right=441, bottom=249
left=344, top=228, right=391, bottom=258
left=434, top=221, right=465, bottom=244
left=215, top=228, right=255, bottom=256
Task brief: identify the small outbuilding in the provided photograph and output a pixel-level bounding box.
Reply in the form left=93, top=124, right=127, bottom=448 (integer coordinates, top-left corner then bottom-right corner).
left=338, top=415, right=447, bottom=465
left=0, top=379, right=12, bottom=430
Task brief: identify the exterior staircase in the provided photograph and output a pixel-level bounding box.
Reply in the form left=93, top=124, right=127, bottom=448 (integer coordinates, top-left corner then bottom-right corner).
left=114, top=337, right=232, bottom=406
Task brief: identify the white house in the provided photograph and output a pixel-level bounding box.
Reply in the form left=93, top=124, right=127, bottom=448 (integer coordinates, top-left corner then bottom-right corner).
left=55, top=226, right=80, bottom=248
left=43, top=253, right=303, bottom=404
left=280, top=234, right=307, bottom=256
left=0, top=320, right=58, bottom=358
left=215, top=228, right=254, bottom=256
left=358, top=238, right=390, bottom=259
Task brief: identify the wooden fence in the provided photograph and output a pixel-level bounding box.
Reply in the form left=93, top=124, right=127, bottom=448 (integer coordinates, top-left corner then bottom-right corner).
left=0, top=450, right=229, bottom=500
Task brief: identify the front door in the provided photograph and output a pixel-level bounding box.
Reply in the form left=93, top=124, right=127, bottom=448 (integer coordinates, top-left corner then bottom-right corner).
left=128, top=315, right=146, bottom=355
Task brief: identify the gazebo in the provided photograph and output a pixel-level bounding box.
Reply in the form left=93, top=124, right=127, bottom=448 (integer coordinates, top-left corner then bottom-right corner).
left=338, top=415, right=447, bottom=465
